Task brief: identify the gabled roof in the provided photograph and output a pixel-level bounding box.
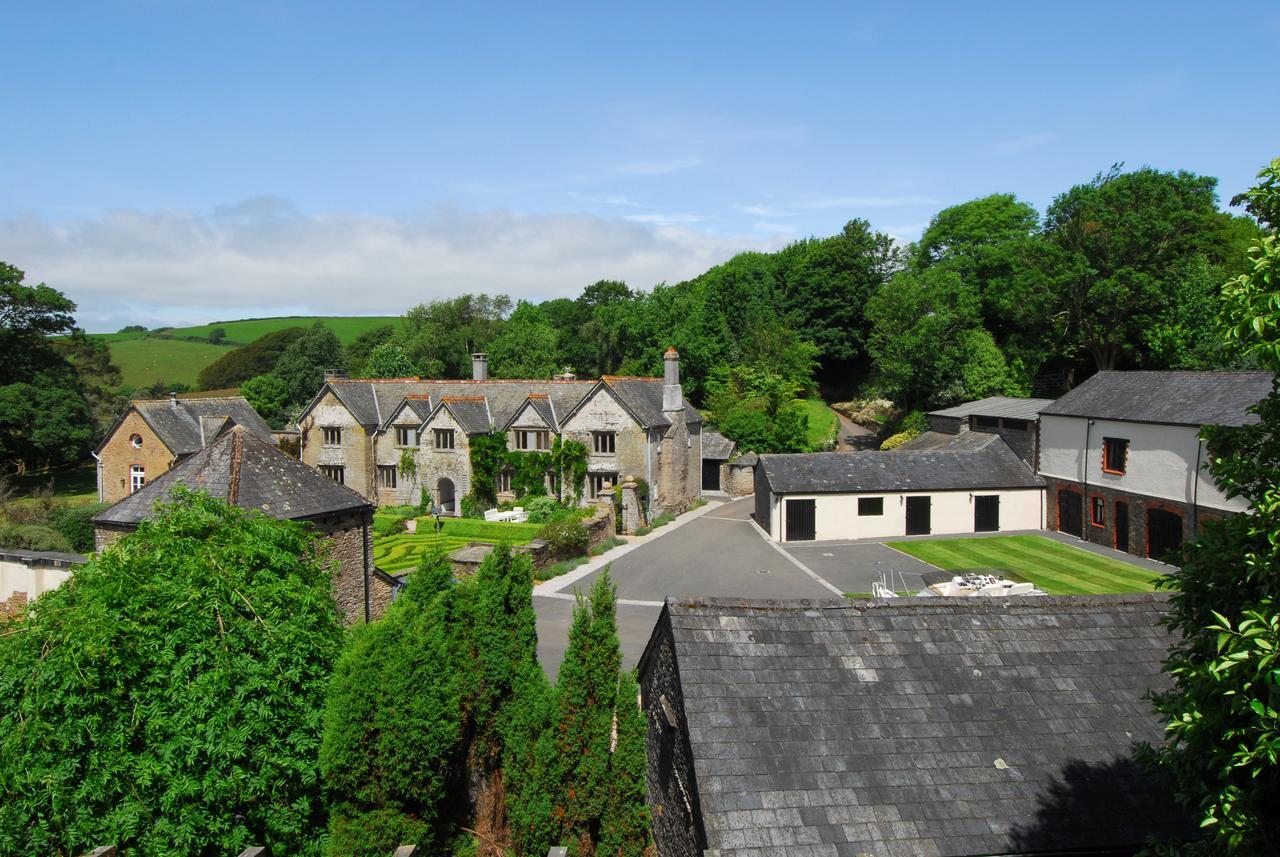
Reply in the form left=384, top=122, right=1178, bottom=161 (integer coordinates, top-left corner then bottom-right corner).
left=759, top=433, right=1043, bottom=494
left=99, top=396, right=274, bottom=456
left=643, top=594, right=1189, bottom=857
left=929, top=396, right=1056, bottom=421
left=435, top=396, right=494, bottom=434
left=378, top=395, right=435, bottom=431
left=94, top=426, right=371, bottom=526
left=702, top=430, right=736, bottom=460
left=1040, top=370, right=1274, bottom=427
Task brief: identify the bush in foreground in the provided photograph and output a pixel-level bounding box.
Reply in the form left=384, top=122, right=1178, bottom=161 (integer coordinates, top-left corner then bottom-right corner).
left=0, top=490, right=343, bottom=856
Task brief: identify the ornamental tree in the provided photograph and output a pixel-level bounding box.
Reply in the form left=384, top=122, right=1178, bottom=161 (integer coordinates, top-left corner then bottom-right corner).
left=0, top=490, right=343, bottom=856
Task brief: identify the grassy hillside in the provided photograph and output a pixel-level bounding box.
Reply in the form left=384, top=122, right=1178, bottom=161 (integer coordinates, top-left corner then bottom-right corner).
left=164, top=316, right=399, bottom=345
left=109, top=338, right=237, bottom=388
left=94, top=315, right=401, bottom=389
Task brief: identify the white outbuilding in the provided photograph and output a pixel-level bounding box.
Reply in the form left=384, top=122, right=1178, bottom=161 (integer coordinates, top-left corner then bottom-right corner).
left=753, top=433, right=1045, bottom=542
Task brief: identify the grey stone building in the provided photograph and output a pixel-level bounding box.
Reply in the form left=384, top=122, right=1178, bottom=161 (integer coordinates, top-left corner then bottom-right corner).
left=296, top=347, right=704, bottom=515
left=638, top=595, right=1190, bottom=857
left=93, top=426, right=395, bottom=625
left=901, top=395, right=1055, bottom=469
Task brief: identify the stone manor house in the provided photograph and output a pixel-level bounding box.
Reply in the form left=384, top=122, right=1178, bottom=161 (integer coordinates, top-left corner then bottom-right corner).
left=297, top=348, right=703, bottom=515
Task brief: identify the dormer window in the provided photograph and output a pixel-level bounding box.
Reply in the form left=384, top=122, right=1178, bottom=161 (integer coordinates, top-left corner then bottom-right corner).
left=395, top=426, right=417, bottom=447
left=516, top=430, right=551, bottom=451
left=129, top=433, right=143, bottom=449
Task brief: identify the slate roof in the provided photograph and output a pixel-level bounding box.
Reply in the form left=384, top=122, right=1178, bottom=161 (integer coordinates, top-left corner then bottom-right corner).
left=648, top=594, right=1189, bottom=857
left=929, top=396, right=1056, bottom=421
left=1040, top=370, right=1274, bottom=427
left=95, top=426, right=372, bottom=526
left=758, top=433, right=1043, bottom=495
left=316, top=376, right=702, bottom=433
left=104, top=396, right=274, bottom=456
left=439, top=396, right=494, bottom=434
left=702, top=430, right=737, bottom=460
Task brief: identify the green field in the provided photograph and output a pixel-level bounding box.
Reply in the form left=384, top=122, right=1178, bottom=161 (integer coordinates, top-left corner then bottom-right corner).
left=108, top=338, right=237, bottom=388
left=92, top=315, right=402, bottom=389
left=373, top=518, right=543, bottom=573
left=885, top=535, right=1162, bottom=595
left=7, top=463, right=98, bottom=504
left=798, top=398, right=838, bottom=449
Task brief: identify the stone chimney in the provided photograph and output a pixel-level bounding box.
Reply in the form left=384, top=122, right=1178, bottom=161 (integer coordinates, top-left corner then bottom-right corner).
left=169, top=391, right=178, bottom=409
left=472, top=353, right=489, bottom=381
left=559, top=367, right=576, bottom=381
left=662, top=346, right=683, bottom=411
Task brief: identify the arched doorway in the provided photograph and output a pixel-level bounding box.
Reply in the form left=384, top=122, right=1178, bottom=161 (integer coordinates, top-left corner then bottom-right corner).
left=437, top=477, right=456, bottom=516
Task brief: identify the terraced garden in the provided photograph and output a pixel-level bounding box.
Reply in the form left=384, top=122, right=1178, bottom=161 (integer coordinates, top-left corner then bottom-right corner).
left=373, top=518, right=543, bottom=573
left=885, top=534, right=1162, bottom=595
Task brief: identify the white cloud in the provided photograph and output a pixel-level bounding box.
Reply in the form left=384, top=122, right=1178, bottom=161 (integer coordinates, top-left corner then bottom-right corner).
left=988, top=131, right=1057, bottom=155
left=797, top=195, right=940, bottom=209
left=615, top=156, right=703, bottom=176
left=0, top=199, right=778, bottom=332
left=563, top=192, right=644, bottom=208
left=736, top=203, right=794, bottom=218
left=623, top=212, right=706, bottom=225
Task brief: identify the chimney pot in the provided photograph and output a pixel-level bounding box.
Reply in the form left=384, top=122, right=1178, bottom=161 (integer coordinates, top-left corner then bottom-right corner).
left=472, top=352, right=489, bottom=381
left=169, top=392, right=178, bottom=408
left=662, top=347, right=683, bottom=411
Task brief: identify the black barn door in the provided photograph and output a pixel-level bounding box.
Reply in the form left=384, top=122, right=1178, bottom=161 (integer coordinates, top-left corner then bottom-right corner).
left=974, top=495, right=1000, bottom=532
left=905, top=496, right=932, bottom=535
left=1147, top=507, right=1183, bottom=561
left=1057, top=490, right=1082, bottom=538
left=1115, top=502, right=1130, bottom=552
left=785, top=499, right=816, bottom=541
left=702, top=459, right=721, bottom=491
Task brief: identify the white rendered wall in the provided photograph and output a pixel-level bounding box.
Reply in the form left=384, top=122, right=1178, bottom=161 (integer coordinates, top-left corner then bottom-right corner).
left=1, top=560, right=71, bottom=601
left=769, top=489, right=1045, bottom=541
left=1039, top=415, right=1245, bottom=513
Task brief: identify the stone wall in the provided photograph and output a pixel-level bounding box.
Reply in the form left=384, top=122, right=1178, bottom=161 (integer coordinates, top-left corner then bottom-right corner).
left=309, top=509, right=392, bottom=624
left=449, top=497, right=616, bottom=578
left=0, top=590, right=27, bottom=622
left=94, top=525, right=130, bottom=552
left=418, top=408, right=473, bottom=514
left=300, top=390, right=373, bottom=500
left=653, top=415, right=699, bottom=515
left=722, top=458, right=755, bottom=497
left=98, top=409, right=177, bottom=503
left=639, top=608, right=705, bottom=857
left=973, top=422, right=1039, bottom=470
left=561, top=387, right=650, bottom=502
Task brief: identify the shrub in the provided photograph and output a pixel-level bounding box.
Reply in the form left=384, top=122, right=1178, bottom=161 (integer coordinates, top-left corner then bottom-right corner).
left=0, top=523, right=74, bottom=552
left=880, top=430, right=920, bottom=450
left=46, top=502, right=110, bottom=552
left=0, top=490, right=343, bottom=855
left=538, top=517, right=589, bottom=560
left=650, top=513, right=675, bottom=529
left=523, top=495, right=565, bottom=524
left=460, top=493, right=487, bottom=519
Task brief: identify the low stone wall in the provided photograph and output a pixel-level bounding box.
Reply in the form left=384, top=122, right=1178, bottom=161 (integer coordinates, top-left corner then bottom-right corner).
left=1, top=591, right=28, bottom=622
left=722, top=458, right=756, bottom=497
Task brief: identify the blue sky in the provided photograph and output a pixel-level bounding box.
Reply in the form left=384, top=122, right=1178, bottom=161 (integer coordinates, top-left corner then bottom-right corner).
left=2, top=1, right=1277, bottom=331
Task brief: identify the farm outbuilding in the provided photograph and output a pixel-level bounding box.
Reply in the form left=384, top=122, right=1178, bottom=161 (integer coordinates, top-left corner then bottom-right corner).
left=754, top=433, right=1045, bottom=542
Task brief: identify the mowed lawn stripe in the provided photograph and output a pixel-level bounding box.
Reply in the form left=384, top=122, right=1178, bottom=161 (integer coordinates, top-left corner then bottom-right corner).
left=885, top=535, right=1160, bottom=595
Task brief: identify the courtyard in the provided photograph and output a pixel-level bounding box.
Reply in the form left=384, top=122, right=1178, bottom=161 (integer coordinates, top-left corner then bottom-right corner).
left=533, top=496, right=1171, bottom=673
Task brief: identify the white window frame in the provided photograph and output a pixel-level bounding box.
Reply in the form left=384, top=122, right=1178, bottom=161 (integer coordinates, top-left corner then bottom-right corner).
left=130, top=465, right=146, bottom=494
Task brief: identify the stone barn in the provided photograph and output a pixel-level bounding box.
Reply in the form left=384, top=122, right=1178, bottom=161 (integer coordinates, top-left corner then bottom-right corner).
left=93, top=426, right=397, bottom=624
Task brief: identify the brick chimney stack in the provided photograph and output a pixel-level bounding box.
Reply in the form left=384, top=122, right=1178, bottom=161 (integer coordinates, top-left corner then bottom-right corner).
left=662, top=346, right=683, bottom=411
left=472, top=352, right=489, bottom=381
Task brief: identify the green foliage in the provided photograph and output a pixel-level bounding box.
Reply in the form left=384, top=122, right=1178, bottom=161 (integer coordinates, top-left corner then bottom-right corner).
left=343, top=324, right=397, bottom=376
left=489, top=301, right=562, bottom=379
left=273, top=321, right=345, bottom=409
left=1141, top=157, right=1280, bottom=855
left=879, top=430, right=918, bottom=450
left=551, top=435, right=589, bottom=504
left=320, top=551, right=469, bottom=854
left=524, top=495, right=569, bottom=524
left=240, top=373, right=292, bottom=428
left=398, top=294, right=512, bottom=379
left=0, top=521, right=74, bottom=552
left=207, top=326, right=227, bottom=344
left=538, top=517, right=590, bottom=560
left=118, top=324, right=148, bottom=334
left=0, top=490, right=343, bottom=855
left=915, top=193, right=1039, bottom=267
left=467, top=431, right=510, bottom=504
left=45, top=501, right=110, bottom=552
left=363, top=340, right=417, bottom=378
left=459, top=492, right=487, bottom=519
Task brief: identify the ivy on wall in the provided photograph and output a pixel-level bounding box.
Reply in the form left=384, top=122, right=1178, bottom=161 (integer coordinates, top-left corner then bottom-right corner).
left=466, top=431, right=589, bottom=505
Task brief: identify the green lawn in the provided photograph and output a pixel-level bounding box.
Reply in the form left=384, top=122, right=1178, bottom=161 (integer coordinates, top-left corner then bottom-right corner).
left=885, top=534, right=1162, bottom=595
left=7, top=463, right=99, bottom=504
left=108, top=337, right=237, bottom=388
left=373, top=517, right=542, bottom=573
left=173, top=316, right=400, bottom=345
left=797, top=398, right=838, bottom=449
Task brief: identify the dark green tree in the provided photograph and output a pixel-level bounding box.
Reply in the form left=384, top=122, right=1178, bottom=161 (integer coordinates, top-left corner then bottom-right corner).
left=914, top=193, right=1039, bottom=267
left=488, top=301, right=561, bottom=379
left=240, top=373, right=293, bottom=428
left=272, top=321, right=344, bottom=408
left=196, top=326, right=306, bottom=390
left=0, top=491, right=343, bottom=855
left=363, top=340, right=417, bottom=378
left=1143, top=157, right=1280, bottom=855
left=342, top=324, right=397, bottom=376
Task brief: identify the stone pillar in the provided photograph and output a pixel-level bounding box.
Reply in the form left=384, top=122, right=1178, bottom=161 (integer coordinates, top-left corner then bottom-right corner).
left=621, top=476, right=646, bottom=534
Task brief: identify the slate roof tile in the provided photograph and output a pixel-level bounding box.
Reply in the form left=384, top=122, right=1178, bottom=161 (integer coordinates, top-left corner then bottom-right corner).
left=121, top=396, right=274, bottom=455
left=652, top=595, right=1192, bottom=856
left=1040, top=370, right=1273, bottom=426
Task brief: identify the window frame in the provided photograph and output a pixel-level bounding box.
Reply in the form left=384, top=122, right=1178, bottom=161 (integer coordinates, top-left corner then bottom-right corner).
left=589, top=472, right=618, bottom=499
left=1091, top=495, right=1106, bottom=527
left=319, top=465, right=345, bottom=484
left=516, top=429, right=551, bottom=451
left=376, top=465, right=398, bottom=489
left=321, top=426, right=342, bottom=447
left=496, top=469, right=513, bottom=494
left=857, top=497, right=884, bottom=517
left=129, top=433, right=144, bottom=449
left=433, top=428, right=456, bottom=450
left=130, top=464, right=146, bottom=494
left=1102, top=437, right=1129, bottom=475
left=974, top=415, right=1000, bottom=429
left=394, top=426, right=417, bottom=448
left=592, top=431, right=617, bottom=455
